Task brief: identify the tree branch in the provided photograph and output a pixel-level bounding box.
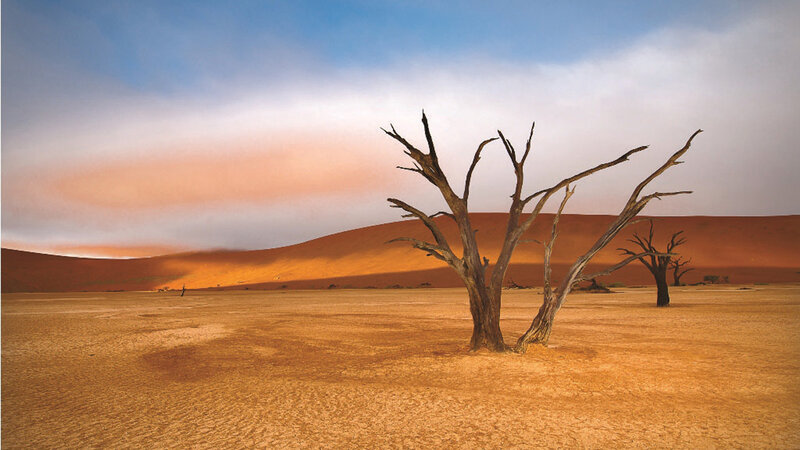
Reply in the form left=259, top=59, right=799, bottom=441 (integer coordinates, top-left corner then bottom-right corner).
left=619, top=220, right=657, bottom=270
left=624, top=129, right=702, bottom=208
left=622, top=218, right=649, bottom=230
left=463, top=137, right=499, bottom=200
left=666, top=230, right=687, bottom=253
left=544, top=186, right=574, bottom=296
left=430, top=211, right=457, bottom=221
left=396, top=165, right=424, bottom=175
left=387, top=198, right=456, bottom=260
left=521, top=145, right=650, bottom=206
left=386, top=237, right=449, bottom=262
left=497, top=130, right=517, bottom=164
left=491, top=140, right=650, bottom=296
left=670, top=256, right=692, bottom=270
left=618, top=246, right=654, bottom=272
left=549, top=131, right=701, bottom=311
left=421, top=111, right=438, bottom=163
left=381, top=125, right=422, bottom=158
left=487, top=126, right=537, bottom=293
left=637, top=191, right=693, bottom=208
left=575, top=251, right=669, bottom=284
left=384, top=112, right=463, bottom=209
left=521, top=122, right=535, bottom=166
left=669, top=256, right=694, bottom=284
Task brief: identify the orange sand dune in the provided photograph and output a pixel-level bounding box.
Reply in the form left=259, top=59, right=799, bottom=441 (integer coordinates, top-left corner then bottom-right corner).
left=3, top=214, right=799, bottom=293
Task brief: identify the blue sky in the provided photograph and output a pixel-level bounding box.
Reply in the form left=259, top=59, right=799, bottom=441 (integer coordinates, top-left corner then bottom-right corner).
left=5, top=0, right=750, bottom=92
left=2, top=0, right=798, bottom=256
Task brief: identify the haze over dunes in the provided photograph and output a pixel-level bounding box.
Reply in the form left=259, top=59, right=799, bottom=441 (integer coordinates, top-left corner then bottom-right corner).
left=4, top=214, right=798, bottom=293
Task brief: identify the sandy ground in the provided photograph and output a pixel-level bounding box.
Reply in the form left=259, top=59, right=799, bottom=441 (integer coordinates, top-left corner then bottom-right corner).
left=2, top=285, right=799, bottom=448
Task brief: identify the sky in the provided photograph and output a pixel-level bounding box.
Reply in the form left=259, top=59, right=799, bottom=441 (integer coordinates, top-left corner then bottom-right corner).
left=2, top=0, right=799, bottom=258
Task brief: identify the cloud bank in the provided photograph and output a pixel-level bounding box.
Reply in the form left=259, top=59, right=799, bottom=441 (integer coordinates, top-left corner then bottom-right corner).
left=3, top=2, right=799, bottom=256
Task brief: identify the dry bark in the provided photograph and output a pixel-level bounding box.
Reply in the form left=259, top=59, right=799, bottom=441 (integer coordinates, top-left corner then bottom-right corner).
left=384, top=112, right=701, bottom=352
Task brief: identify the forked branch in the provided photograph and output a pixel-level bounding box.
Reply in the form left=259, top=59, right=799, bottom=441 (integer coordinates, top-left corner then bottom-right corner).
left=388, top=198, right=454, bottom=257
left=464, top=137, right=499, bottom=200
left=515, top=129, right=702, bottom=352
left=489, top=128, right=649, bottom=295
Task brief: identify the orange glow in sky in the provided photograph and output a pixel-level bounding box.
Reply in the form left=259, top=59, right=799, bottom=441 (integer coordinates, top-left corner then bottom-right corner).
left=51, top=140, right=399, bottom=210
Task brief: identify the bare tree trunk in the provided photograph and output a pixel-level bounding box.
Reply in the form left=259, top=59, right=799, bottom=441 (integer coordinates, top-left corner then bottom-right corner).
left=466, top=284, right=488, bottom=350
left=655, top=270, right=670, bottom=307
left=466, top=283, right=506, bottom=352
left=467, top=288, right=486, bottom=350
left=471, top=317, right=506, bottom=351
left=515, top=293, right=557, bottom=352
left=483, top=288, right=506, bottom=351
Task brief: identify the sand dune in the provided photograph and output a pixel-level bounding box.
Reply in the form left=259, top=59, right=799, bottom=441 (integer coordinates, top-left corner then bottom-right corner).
left=3, top=214, right=799, bottom=292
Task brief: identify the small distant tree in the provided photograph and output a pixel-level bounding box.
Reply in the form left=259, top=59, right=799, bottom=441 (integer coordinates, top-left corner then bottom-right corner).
left=619, top=221, right=688, bottom=307
left=703, top=274, right=729, bottom=284
left=384, top=112, right=701, bottom=352
left=669, top=256, right=694, bottom=286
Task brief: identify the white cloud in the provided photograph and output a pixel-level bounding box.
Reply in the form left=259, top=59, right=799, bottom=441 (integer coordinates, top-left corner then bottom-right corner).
left=3, top=1, right=799, bottom=254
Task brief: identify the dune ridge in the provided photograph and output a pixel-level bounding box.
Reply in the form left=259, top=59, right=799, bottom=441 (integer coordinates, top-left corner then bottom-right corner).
left=3, top=214, right=799, bottom=293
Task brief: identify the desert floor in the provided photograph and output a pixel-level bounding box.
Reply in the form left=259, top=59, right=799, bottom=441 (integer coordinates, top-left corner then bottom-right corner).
left=2, top=285, right=799, bottom=448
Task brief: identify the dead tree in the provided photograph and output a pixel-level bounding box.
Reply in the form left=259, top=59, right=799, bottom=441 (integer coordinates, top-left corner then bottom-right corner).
left=619, top=221, right=688, bottom=307
left=384, top=112, right=701, bottom=352
left=669, top=256, right=694, bottom=286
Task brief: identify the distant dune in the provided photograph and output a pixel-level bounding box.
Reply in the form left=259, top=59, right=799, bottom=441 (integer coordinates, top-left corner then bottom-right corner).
left=2, top=214, right=799, bottom=293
